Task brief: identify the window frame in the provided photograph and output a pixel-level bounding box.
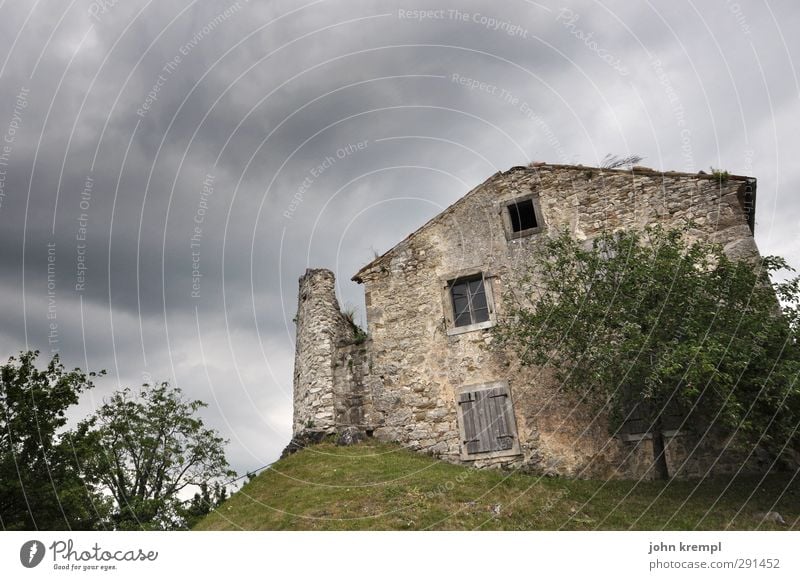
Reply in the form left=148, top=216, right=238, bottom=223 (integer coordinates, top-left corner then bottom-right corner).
left=500, top=193, right=545, bottom=240
left=455, top=381, right=521, bottom=461
left=440, top=269, right=497, bottom=336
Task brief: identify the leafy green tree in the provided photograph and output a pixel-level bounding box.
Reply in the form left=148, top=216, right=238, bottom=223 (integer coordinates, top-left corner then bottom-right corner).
left=180, top=481, right=228, bottom=529
left=495, top=226, right=800, bottom=479
left=0, top=351, right=110, bottom=530
left=77, top=382, right=235, bottom=529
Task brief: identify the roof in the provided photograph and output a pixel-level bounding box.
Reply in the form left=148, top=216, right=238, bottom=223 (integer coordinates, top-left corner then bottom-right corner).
left=351, top=162, right=757, bottom=283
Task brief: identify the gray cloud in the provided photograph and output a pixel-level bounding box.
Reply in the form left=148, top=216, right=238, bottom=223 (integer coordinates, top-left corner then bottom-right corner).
left=1, top=0, right=798, bottom=478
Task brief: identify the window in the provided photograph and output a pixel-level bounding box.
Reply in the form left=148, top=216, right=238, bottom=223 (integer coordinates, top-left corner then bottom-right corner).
left=500, top=194, right=544, bottom=239
left=456, top=382, right=520, bottom=460
left=508, top=198, right=537, bottom=232
left=441, top=269, right=496, bottom=335
left=450, top=275, right=489, bottom=327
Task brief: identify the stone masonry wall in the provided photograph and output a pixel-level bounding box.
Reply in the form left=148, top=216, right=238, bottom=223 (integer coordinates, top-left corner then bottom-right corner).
left=293, top=268, right=379, bottom=438
left=333, top=341, right=382, bottom=431
left=353, top=164, right=763, bottom=479
left=293, top=164, right=767, bottom=479
left=292, top=269, right=354, bottom=434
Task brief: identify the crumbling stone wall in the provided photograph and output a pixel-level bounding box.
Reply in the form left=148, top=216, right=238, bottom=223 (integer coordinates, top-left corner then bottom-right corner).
left=333, top=341, right=382, bottom=431
left=293, top=164, right=766, bottom=479
left=292, top=269, right=355, bottom=434
left=292, top=269, right=378, bottom=438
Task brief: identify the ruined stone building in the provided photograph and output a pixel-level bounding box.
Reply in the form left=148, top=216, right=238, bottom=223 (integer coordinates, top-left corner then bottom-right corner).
left=291, top=163, right=762, bottom=479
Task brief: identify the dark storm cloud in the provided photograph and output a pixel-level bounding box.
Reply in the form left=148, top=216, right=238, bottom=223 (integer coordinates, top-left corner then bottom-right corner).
left=0, top=0, right=798, bottom=476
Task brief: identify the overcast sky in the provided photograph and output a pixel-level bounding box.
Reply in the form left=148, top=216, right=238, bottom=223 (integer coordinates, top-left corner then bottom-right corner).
left=0, top=0, right=798, bottom=477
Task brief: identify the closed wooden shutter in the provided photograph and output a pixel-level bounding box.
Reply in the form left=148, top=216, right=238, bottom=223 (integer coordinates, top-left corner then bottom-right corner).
left=458, top=385, right=518, bottom=455
left=458, top=391, right=481, bottom=454
left=488, top=387, right=514, bottom=451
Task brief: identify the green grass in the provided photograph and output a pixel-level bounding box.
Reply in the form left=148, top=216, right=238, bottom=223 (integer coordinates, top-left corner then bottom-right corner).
left=194, top=441, right=799, bottom=531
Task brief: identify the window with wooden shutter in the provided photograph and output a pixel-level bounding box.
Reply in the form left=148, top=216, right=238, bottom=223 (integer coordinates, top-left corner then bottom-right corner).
left=456, top=381, right=520, bottom=460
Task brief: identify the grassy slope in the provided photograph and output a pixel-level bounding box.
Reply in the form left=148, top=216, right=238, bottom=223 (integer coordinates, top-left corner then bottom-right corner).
left=195, top=441, right=798, bottom=531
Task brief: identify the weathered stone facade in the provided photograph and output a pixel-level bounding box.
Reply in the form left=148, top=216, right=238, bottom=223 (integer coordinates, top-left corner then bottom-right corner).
left=292, top=269, right=356, bottom=434
left=292, top=163, right=768, bottom=479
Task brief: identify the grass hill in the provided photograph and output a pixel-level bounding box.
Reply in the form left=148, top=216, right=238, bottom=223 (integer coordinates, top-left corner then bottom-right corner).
left=194, top=440, right=798, bottom=531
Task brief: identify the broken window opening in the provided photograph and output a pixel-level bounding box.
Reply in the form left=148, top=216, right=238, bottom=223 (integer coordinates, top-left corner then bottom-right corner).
left=508, top=198, right=538, bottom=232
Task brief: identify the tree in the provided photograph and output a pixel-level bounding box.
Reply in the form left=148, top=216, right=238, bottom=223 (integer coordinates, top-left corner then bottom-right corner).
left=0, top=351, right=110, bottom=530
left=494, top=226, right=800, bottom=479
left=180, top=481, right=228, bottom=529
left=77, top=382, right=235, bottom=529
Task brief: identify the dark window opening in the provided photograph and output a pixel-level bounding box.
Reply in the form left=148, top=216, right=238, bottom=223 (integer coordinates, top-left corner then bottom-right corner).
left=508, top=199, right=537, bottom=232
left=450, top=275, right=490, bottom=327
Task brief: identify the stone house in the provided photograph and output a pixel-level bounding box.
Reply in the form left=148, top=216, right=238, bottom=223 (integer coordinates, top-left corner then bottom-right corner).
left=291, top=162, right=763, bottom=479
